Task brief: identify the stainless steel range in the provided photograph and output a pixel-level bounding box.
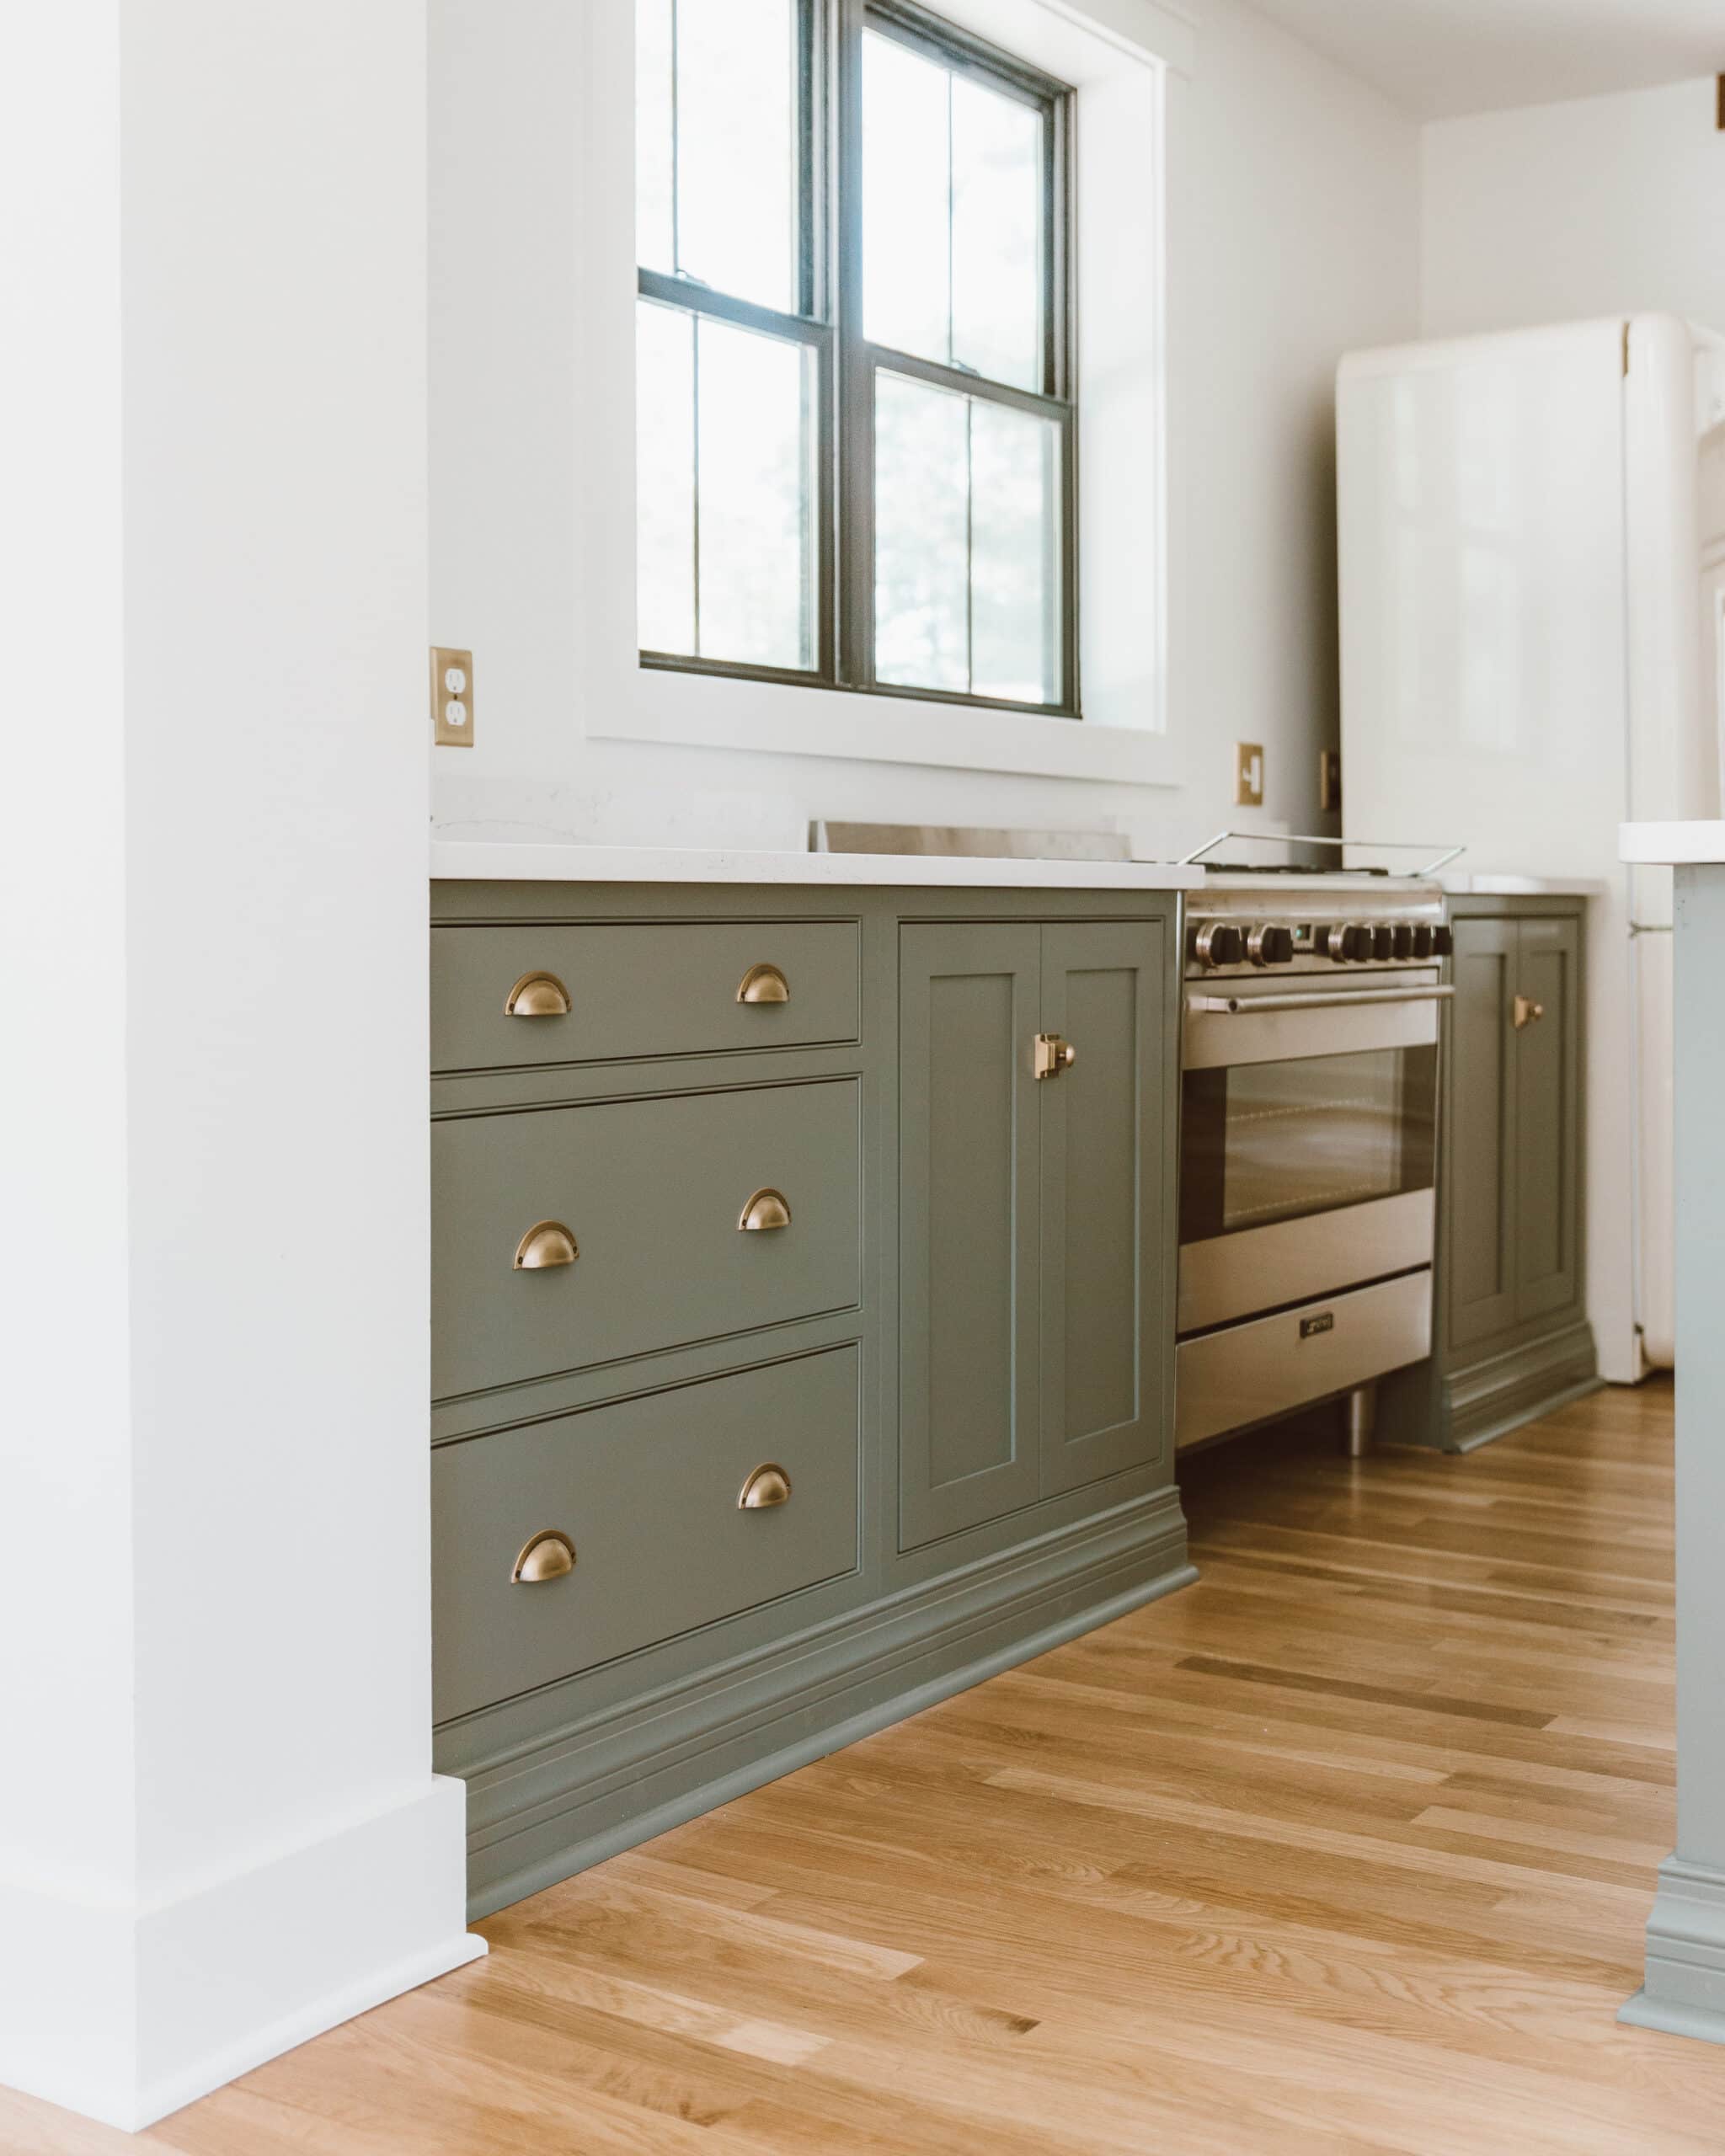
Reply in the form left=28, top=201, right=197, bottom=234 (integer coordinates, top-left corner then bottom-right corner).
left=1175, top=835, right=1459, bottom=1454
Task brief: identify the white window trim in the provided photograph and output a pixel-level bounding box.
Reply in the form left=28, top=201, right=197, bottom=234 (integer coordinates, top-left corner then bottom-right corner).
left=574, top=0, right=1194, bottom=785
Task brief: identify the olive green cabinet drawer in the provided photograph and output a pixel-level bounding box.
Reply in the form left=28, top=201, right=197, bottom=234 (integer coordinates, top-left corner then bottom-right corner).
left=431, top=921, right=861, bottom=1073
left=432, top=1347, right=861, bottom=1722
left=433, top=1079, right=862, bottom=1400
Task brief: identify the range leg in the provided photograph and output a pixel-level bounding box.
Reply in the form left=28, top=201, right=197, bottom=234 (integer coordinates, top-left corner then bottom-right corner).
left=1343, top=1382, right=1377, bottom=1459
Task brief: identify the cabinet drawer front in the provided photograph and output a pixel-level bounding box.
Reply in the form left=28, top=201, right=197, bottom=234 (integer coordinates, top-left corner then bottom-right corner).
left=432, top=921, right=861, bottom=1072
left=432, top=1348, right=860, bottom=1721
left=433, top=1080, right=862, bottom=1400
left=1175, top=1270, right=1432, bottom=1449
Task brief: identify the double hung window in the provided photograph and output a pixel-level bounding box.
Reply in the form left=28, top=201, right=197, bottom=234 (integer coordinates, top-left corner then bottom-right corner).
left=635, top=0, right=1077, bottom=716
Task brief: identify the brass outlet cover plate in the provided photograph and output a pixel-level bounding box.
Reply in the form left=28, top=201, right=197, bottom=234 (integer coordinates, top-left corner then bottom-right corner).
left=1235, top=742, right=1263, bottom=808
left=432, top=646, right=474, bottom=747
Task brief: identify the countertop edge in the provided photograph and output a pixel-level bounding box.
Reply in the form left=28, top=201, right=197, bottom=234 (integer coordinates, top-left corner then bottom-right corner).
left=1621, top=820, right=1725, bottom=865
left=429, top=841, right=1209, bottom=891
left=1439, top=873, right=1610, bottom=897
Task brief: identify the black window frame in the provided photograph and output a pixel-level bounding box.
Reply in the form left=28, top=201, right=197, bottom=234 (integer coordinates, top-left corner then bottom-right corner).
left=636, top=0, right=1080, bottom=720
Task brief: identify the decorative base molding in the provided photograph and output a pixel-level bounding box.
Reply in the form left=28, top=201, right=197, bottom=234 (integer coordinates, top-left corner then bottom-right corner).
left=1441, top=1315, right=1599, bottom=1452
left=0, top=1777, right=483, bottom=2132
left=446, top=1486, right=1192, bottom=1919
left=1620, top=1855, right=1725, bottom=2044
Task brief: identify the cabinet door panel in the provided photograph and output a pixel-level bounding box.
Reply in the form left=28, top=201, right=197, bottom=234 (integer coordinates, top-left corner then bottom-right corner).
left=1515, top=916, right=1581, bottom=1321
left=1039, top=923, right=1169, bottom=1496
left=899, top=925, right=1042, bottom=1548
left=1447, top=918, right=1518, bottom=1348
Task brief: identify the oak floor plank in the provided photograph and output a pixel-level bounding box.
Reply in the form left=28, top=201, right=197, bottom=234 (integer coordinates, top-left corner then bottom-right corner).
left=11, top=1377, right=1725, bottom=2154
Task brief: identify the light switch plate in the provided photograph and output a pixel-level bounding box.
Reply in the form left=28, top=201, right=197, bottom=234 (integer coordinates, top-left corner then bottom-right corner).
left=432, top=646, right=473, bottom=747
left=1235, top=741, right=1263, bottom=808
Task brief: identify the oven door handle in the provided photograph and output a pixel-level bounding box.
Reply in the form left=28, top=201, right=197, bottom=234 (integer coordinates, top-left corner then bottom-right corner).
left=1187, top=985, right=1455, bottom=1016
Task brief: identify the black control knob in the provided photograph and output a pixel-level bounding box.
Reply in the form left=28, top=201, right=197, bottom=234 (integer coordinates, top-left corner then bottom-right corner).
left=1369, top=925, right=1393, bottom=961
left=1433, top=925, right=1454, bottom=958
left=1392, top=925, right=1415, bottom=960
left=1317, top=923, right=1348, bottom=961
left=1339, top=924, right=1370, bottom=962
left=1192, top=922, right=1246, bottom=969
left=1412, top=924, right=1434, bottom=960
left=1249, top=924, right=1295, bottom=967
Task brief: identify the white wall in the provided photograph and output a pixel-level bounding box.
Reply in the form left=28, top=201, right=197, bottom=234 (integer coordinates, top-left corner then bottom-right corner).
left=1423, top=76, right=1725, bottom=341
left=430, top=0, right=1421, bottom=860
left=0, top=1, right=478, bottom=2130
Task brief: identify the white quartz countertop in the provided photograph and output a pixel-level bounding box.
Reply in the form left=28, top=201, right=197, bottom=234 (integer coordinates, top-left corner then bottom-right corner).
left=1439, top=873, right=1609, bottom=897
left=430, top=840, right=1209, bottom=891
left=1621, top=821, right=1725, bottom=864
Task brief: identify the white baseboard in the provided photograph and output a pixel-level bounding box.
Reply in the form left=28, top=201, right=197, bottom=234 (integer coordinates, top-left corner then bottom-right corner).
left=0, top=1774, right=484, bottom=2132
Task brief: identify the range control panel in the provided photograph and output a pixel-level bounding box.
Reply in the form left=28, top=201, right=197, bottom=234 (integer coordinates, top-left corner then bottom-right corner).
left=1184, top=883, right=1450, bottom=979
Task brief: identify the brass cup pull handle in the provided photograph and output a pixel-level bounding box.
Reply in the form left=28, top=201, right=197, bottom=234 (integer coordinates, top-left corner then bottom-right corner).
left=514, top=1219, right=579, bottom=1270
left=739, top=1464, right=792, bottom=1510
left=505, top=970, right=573, bottom=1018
left=1513, top=995, right=1546, bottom=1030
left=738, top=1187, right=792, bottom=1233
left=737, top=963, right=790, bottom=1005
left=512, top=1529, right=575, bottom=1584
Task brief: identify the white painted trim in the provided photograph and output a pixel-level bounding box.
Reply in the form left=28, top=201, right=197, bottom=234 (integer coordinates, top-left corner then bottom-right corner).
left=580, top=0, right=1174, bottom=786
left=0, top=1779, right=482, bottom=2133
left=131, top=1935, right=488, bottom=2134
left=595, top=673, right=1184, bottom=784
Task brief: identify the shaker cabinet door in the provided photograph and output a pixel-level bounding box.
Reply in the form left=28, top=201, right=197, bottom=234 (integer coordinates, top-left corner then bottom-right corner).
left=1039, top=922, right=1170, bottom=1497
left=898, top=925, right=1043, bottom=1549
left=1446, top=916, right=1519, bottom=1348
left=1514, top=915, right=1582, bottom=1323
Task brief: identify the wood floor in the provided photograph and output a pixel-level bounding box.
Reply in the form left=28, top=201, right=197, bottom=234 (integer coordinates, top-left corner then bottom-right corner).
left=13, top=1380, right=1723, bottom=2155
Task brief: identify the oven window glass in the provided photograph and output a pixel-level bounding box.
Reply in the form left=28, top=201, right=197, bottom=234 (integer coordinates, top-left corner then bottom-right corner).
left=1180, top=1045, right=1437, bottom=1245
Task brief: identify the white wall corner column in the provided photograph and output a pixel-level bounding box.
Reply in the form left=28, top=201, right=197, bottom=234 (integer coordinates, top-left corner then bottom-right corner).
left=0, top=3, right=479, bottom=2131
left=1620, top=826, right=1725, bottom=2043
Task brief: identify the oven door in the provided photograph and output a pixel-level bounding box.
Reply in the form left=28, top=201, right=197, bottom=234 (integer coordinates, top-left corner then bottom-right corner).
left=1179, top=976, right=1443, bottom=1336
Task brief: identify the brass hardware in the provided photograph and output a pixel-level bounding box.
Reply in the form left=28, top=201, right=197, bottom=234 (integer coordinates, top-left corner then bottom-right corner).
left=1034, top=1033, right=1077, bottom=1080
left=737, top=963, right=791, bottom=1005
left=431, top=645, right=474, bottom=747
left=1513, top=995, right=1546, bottom=1030
left=505, top=970, right=573, bottom=1018
left=1235, top=741, right=1264, bottom=808
left=738, top=1464, right=792, bottom=1510
left=511, top=1529, right=575, bottom=1584
left=514, top=1219, right=579, bottom=1269
left=1319, top=747, right=1342, bottom=814
left=738, top=1187, right=793, bottom=1232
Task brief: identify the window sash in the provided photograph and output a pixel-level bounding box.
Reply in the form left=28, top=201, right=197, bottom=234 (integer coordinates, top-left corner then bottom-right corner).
left=637, top=0, right=1078, bottom=718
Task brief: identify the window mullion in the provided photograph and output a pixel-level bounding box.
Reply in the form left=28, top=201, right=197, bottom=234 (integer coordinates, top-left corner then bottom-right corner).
left=835, top=0, right=871, bottom=690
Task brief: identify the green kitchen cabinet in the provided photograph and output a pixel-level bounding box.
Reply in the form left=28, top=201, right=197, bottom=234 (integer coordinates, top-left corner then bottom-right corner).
left=897, top=921, right=1172, bottom=1548
left=897, top=925, right=1044, bottom=1545
left=429, top=880, right=1192, bottom=1917
left=1384, top=896, right=1595, bottom=1450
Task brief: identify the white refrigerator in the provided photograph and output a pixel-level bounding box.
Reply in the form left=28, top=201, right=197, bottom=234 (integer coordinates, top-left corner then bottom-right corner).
left=1338, top=313, right=1725, bottom=1385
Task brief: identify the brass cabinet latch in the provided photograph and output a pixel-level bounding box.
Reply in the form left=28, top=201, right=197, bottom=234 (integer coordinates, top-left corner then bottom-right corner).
left=1512, top=996, right=1546, bottom=1031
left=1034, top=1033, right=1077, bottom=1080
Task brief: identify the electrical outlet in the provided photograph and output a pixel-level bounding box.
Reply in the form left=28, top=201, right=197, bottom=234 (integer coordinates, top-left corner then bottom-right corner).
left=1320, top=747, right=1341, bottom=813
left=432, top=647, right=473, bottom=747
left=1235, top=741, right=1263, bottom=808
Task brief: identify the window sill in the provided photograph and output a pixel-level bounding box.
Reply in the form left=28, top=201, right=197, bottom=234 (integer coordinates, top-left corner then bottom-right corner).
left=590, top=664, right=1181, bottom=785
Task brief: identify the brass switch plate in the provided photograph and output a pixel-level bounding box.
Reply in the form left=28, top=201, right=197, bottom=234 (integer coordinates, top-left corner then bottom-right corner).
left=1320, top=747, right=1341, bottom=813
left=432, top=646, right=474, bottom=747
left=1235, top=742, right=1263, bottom=808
